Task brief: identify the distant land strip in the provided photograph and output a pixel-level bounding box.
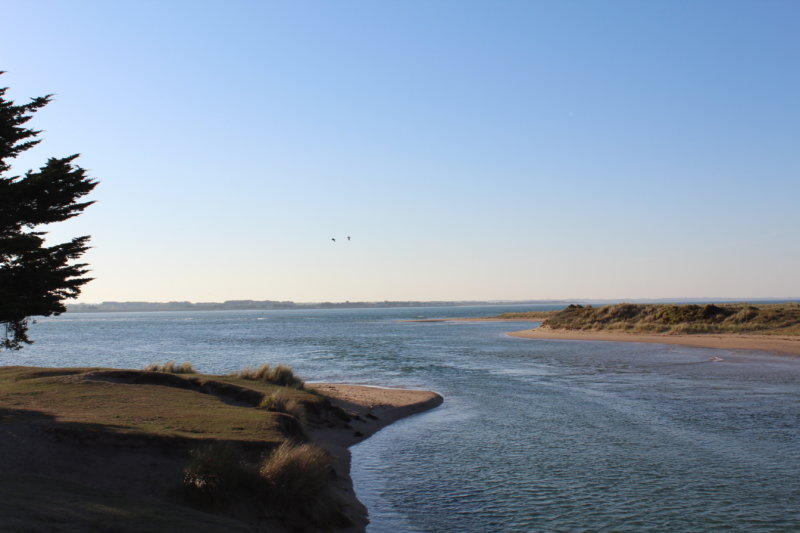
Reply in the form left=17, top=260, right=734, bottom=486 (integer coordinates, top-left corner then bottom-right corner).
left=67, top=298, right=799, bottom=313
left=494, top=302, right=800, bottom=336
left=493, top=302, right=800, bottom=356
left=66, top=300, right=574, bottom=313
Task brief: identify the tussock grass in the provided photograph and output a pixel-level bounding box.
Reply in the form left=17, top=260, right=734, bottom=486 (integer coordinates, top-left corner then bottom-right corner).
left=237, top=364, right=305, bottom=389
left=144, top=361, right=195, bottom=374
left=259, top=390, right=306, bottom=421
left=183, top=442, right=252, bottom=508
left=535, top=302, right=800, bottom=335
left=258, top=442, right=345, bottom=528
left=182, top=440, right=346, bottom=529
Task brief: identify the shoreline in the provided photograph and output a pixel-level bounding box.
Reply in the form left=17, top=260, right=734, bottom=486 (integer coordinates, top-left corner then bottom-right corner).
left=0, top=366, right=442, bottom=533
left=309, top=384, right=443, bottom=532
left=404, top=317, right=546, bottom=323
left=508, top=327, right=800, bottom=356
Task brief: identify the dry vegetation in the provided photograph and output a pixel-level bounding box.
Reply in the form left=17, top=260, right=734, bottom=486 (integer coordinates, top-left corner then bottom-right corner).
left=260, top=389, right=307, bottom=421
left=0, top=364, right=352, bottom=531
left=505, top=302, right=800, bottom=335
left=182, top=439, right=347, bottom=529
left=237, top=363, right=305, bottom=389
left=144, top=361, right=195, bottom=373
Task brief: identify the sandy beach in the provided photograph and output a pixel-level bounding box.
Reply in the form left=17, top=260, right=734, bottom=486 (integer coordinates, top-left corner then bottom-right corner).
left=309, top=384, right=443, bottom=532
left=508, top=327, right=800, bottom=356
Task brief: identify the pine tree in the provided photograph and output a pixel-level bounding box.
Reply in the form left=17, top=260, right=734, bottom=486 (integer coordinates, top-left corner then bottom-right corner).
left=0, top=72, right=97, bottom=349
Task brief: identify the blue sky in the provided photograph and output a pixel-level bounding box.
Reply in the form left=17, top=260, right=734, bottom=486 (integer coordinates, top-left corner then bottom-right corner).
left=2, top=0, right=798, bottom=302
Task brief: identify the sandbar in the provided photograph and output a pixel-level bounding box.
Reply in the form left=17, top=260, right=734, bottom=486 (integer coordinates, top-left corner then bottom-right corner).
left=508, top=327, right=800, bottom=356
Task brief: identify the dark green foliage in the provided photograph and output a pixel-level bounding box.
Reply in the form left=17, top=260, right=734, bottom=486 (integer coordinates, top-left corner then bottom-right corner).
left=0, top=73, right=97, bottom=349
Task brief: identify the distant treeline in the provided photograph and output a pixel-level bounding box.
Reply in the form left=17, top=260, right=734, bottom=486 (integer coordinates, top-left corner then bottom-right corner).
left=67, top=299, right=571, bottom=313
left=498, top=302, right=800, bottom=335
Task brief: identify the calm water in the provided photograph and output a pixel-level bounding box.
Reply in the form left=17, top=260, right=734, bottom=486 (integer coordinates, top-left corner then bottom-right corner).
left=18, top=305, right=800, bottom=532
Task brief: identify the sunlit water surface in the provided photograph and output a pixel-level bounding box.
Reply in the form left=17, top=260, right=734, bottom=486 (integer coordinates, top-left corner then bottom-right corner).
left=19, top=305, right=800, bottom=531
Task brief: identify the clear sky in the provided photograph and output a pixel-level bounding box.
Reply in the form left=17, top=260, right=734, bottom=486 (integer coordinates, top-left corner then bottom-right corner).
left=2, top=0, right=798, bottom=302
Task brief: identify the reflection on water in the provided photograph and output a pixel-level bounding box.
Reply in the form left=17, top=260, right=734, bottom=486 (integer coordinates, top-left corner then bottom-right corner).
left=22, top=306, right=800, bottom=531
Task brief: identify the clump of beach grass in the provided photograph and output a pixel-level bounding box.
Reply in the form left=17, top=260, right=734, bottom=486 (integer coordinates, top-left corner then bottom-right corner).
left=237, top=364, right=305, bottom=389
left=183, top=442, right=252, bottom=508
left=259, top=390, right=306, bottom=421
left=257, top=441, right=345, bottom=528
left=182, top=440, right=347, bottom=528
left=144, top=361, right=195, bottom=374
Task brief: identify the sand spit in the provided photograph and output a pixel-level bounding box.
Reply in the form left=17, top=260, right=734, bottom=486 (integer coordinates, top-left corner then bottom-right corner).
left=309, top=384, right=443, bottom=532
left=509, top=327, right=800, bottom=356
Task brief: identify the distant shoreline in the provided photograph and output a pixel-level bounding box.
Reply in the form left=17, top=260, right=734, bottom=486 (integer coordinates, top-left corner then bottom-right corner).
left=66, top=300, right=573, bottom=313
left=507, top=327, right=800, bottom=356
left=66, top=299, right=799, bottom=314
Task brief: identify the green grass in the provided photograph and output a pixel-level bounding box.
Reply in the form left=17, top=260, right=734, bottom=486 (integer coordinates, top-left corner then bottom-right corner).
left=0, top=364, right=348, bottom=530
left=520, top=302, right=800, bottom=335
left=0, top=366, right=308, bottom=443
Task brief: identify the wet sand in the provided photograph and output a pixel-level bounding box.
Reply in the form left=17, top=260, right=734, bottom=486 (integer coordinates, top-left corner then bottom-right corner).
left=508, top=327, right=800, bottom=356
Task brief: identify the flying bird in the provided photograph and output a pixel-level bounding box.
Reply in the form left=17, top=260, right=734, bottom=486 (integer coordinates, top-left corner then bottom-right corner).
left=331, top=238, right=336, bottom=242
left=347, top=236, right=351, bottom=241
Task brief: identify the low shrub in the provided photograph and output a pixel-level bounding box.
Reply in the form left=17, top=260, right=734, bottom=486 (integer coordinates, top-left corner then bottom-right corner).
left=144, top=361, right=195, bottom=374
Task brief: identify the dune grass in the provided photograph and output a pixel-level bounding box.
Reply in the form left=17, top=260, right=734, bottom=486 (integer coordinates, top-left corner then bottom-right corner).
left=183, top=441, right=254, bottom=509
left=508, top=302, right=800, bottom=335
left=260, top=389, right=307, bottom=420
left=144, top=361, right=195, bottom=374
left=258, top=441, right=346, bottom=528
left=236, top=363, right=305, bottom=389
left=181, top=439, right=347, bottom=529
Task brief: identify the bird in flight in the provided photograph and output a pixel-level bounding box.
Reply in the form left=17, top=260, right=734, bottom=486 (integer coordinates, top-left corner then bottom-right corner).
left=331, top=238, right=336, bottom=242
left=347, top=236, right=351, bottom=241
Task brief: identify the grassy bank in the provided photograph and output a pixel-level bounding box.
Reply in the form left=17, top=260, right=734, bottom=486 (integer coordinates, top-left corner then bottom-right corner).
left=497, top=303, right=800, bottom=335
left=0, top=364, right=355, bottom=531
